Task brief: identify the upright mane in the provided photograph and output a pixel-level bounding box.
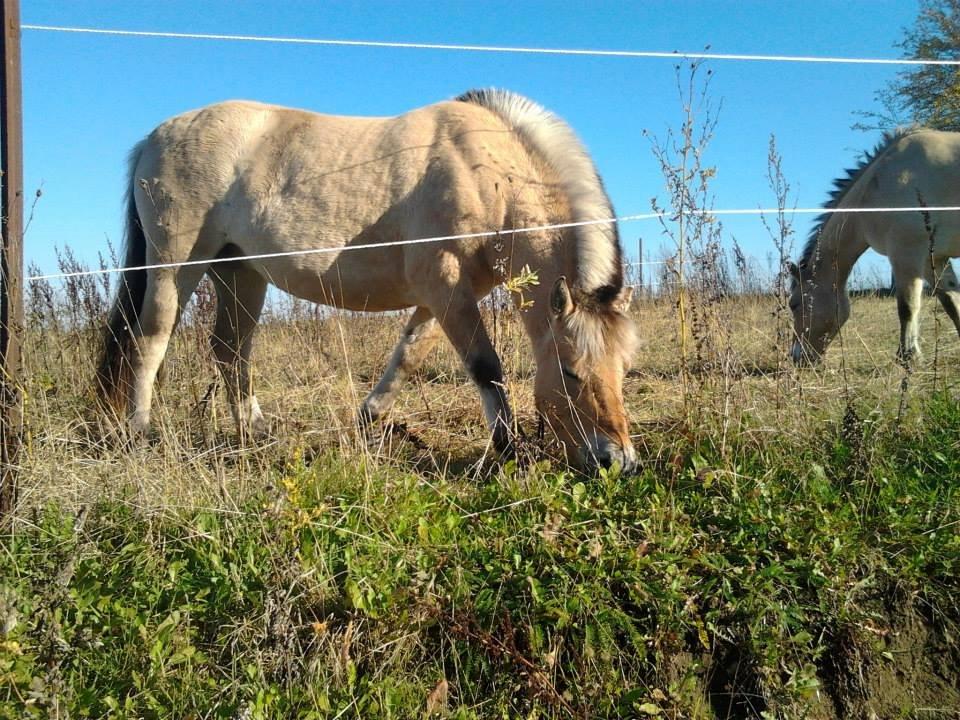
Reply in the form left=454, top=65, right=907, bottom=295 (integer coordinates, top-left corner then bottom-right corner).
left=456, top=89, right=624, bottom=302
left=798, top=127, right=919, bottom=269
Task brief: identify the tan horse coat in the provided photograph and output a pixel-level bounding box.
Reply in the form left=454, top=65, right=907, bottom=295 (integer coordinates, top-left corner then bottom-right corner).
left=791, top=128, right=960, bottom=364
left=98, top=90, right=637, bottom=471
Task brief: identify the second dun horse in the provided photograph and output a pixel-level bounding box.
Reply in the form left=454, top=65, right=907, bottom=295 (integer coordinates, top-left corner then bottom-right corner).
left=790, top=128, right=960, bottom=365
left=96, top=89, right=638, bottom=472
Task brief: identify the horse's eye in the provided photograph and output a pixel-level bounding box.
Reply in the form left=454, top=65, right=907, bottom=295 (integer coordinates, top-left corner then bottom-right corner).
left=561, top=366, right=581, bottom=383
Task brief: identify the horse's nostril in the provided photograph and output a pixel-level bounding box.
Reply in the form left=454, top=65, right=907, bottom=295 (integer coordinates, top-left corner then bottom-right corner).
left=580, top=442, right=637, bottom=474
left=583, top=446, right=618, bottom=471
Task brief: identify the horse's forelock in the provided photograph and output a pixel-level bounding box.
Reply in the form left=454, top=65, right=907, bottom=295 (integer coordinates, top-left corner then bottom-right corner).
left=563, top=305, right=637, bottom=369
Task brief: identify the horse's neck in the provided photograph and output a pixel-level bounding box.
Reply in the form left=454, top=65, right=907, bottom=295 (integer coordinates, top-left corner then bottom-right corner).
left=500, top=232, right=568, bottom=338
left=813, top=215, right=869, bottom=289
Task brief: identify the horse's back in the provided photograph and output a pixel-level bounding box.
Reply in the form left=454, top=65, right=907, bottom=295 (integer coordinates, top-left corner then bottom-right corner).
left=131, top=97, right=531, bottom=309
left=850, top=129, right=960, bottom=258
left=139, top=99, right=389, bottom=190
left=861, top=129, right=960, bottom=203
left=137, top=97, right=520, bottom=216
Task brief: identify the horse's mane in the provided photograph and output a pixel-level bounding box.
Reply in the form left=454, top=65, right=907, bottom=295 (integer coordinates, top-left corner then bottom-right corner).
left=456, top=89, right=624, bottom=303
left=798, top=127, right=919, bottom=270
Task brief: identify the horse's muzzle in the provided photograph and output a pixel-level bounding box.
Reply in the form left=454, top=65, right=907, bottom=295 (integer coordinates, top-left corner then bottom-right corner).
left=580, top=437, right=637, bottom=475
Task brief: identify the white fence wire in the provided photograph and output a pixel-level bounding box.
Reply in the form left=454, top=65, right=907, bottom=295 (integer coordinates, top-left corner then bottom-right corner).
left=27, top=205, right=960, bottom=284
left=21, top=21, right=960, bottom=285
left=22, top=23, right=960, bottom=66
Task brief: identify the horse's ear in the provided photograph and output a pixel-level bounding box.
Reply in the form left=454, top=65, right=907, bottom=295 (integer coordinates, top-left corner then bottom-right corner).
left=788, top=261, right=800, bottom=279
left=550, top=276, right=575, bottom=318
left=614, top=286, right=634, bottom=313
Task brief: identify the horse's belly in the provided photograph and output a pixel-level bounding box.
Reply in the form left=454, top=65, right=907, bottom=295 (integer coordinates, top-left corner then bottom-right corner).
left=253, top=250, right=414, bottom=312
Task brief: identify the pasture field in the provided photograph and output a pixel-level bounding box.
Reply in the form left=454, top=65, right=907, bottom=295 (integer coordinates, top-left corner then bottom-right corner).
left=2, top=284, right=959, bottom=719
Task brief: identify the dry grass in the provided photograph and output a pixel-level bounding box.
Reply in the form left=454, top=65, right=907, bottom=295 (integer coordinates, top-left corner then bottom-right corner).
left=17, top=285, right=960, bottom=514
left=7, top=277, right=960, bottom=719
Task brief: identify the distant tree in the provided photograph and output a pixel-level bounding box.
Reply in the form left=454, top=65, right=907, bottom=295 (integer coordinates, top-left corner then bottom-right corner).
left=858, top=0, right=960, bottom=131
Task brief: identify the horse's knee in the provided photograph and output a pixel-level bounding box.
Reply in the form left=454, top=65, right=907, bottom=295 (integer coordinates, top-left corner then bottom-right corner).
left=467, top=351, right=503, bottom=385
left=209, top=332, right=238, bottom=365
left=896, top=296, right=915, bottom=324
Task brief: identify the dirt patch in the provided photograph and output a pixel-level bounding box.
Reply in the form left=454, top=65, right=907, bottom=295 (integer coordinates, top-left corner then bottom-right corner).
left=821, top=604, right=960, bottom=720
left=662, top=604, right=960, bottom=719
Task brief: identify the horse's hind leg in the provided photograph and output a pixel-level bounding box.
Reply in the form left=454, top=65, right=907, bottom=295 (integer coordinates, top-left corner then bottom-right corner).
left=358, top=306, right=441, bottom=427
left=128, top=266, right=207, bottom=435
left=929, top=259, right=960, bottom=339
left=209, top=264, right=268, bottom=439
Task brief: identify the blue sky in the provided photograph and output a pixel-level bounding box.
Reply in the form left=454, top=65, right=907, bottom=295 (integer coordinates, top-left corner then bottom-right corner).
left=21, top=1, right=920, bottom=285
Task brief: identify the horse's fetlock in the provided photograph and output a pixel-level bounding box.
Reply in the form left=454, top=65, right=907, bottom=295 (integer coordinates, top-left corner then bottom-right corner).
left=226, top=395, right=267, bottom=440
left=492, top=423, right=514, bottom=457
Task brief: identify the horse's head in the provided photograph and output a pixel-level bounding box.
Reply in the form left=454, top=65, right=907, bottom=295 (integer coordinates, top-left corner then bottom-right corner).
left=534, top=277, right=637, bottom=473
left=788, top=261, right=849, bottom=365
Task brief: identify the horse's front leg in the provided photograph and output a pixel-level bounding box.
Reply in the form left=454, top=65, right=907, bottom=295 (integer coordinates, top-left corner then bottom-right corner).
left=431, top=290, right=513, bottom=455
left=358, top=306, right=442, bottom=426
left=894, top=272, right=925, bottom=366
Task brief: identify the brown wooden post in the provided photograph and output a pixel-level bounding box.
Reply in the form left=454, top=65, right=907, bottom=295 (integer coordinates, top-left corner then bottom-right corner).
left=0, top=0, right=23, bottom=519
left=636, top=236, right=644, bottom=297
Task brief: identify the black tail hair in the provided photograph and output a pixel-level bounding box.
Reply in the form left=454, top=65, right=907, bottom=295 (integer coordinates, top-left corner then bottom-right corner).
left=95, top=141, right=147, bottom=415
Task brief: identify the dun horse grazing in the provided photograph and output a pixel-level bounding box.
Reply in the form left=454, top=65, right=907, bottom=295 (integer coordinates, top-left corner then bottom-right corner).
left=96, top=89, right=638, bottom=472
left=789, top=128, right=960, bottom=365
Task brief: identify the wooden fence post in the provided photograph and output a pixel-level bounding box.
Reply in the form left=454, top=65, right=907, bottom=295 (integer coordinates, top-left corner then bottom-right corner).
left=0, top=0, right=23, bottom=520
left=636, top=236, right=644, bottom=296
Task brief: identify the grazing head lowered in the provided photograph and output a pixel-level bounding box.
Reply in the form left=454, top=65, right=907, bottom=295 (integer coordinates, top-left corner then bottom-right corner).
left=785, top=128, right=960, bottom=366
left=788, top=260, right=849, bottom=366
left=97, top=89, right=641, bottom=475
left=534, top=276, right=637, bottom=473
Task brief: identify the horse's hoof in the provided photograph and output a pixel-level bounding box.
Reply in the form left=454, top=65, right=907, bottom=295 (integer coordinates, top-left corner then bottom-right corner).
left=896, top=347, right=921, bottom=370
left=245, top=415, right=271, bottom=441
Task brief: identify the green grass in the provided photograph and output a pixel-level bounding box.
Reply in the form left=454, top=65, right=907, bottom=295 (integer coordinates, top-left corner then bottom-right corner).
left=3, top=392, right=958, bottom=719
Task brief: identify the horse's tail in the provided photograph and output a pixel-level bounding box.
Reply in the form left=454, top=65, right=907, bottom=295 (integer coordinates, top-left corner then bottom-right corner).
left=95, top=140, right=148, bottom=416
